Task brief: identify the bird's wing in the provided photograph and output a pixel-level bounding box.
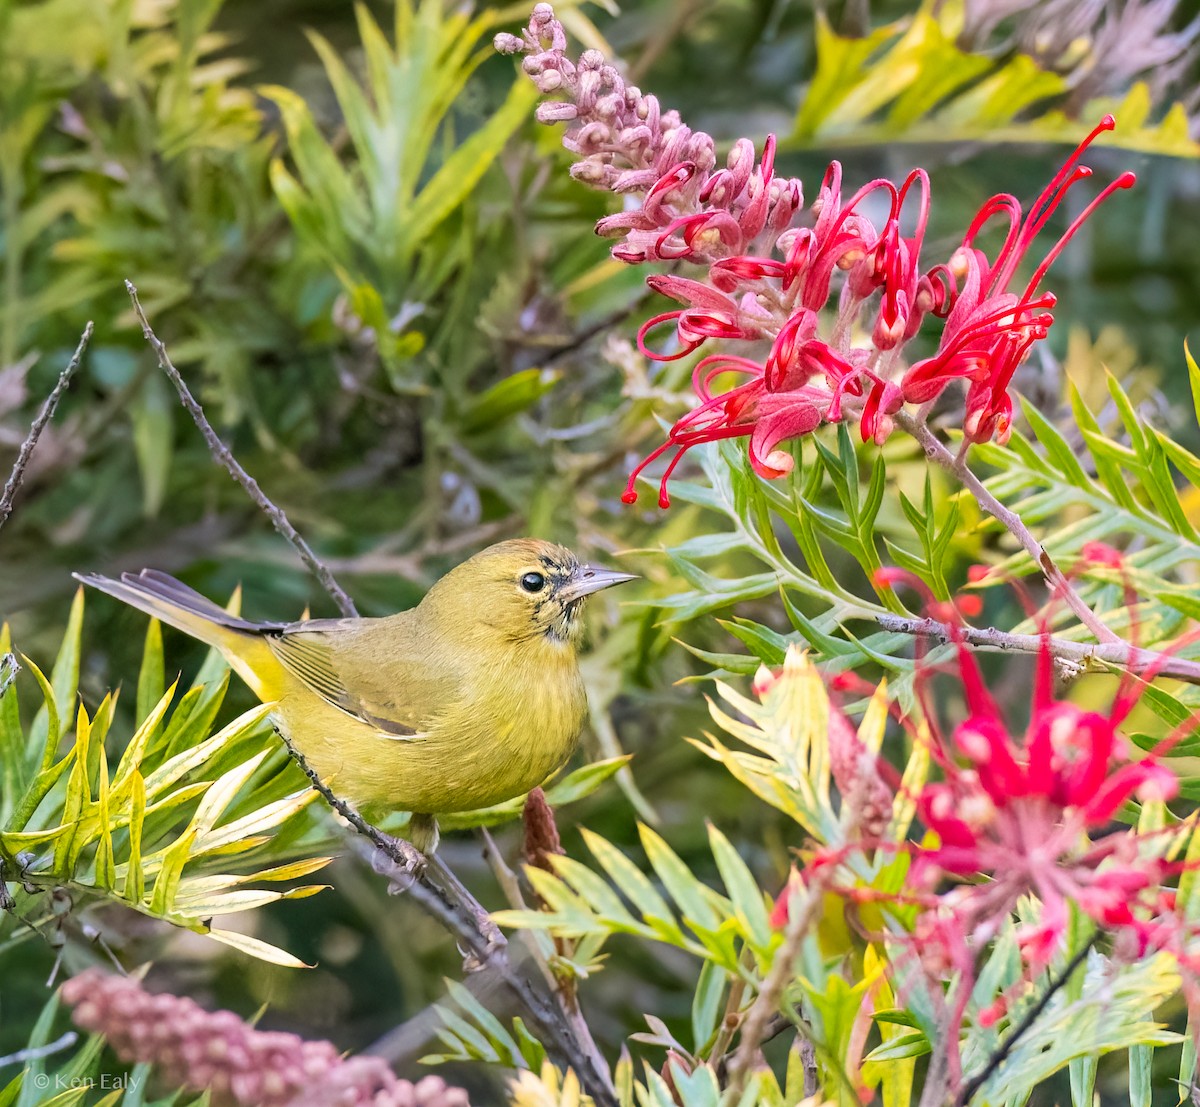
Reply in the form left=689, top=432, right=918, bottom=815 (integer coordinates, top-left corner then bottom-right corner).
left=265, top=619, right=440, bottom=739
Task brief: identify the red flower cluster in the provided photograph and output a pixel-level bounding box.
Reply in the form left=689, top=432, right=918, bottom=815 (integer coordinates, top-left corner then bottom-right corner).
left=497, top=7, right=1135, bottom=507
left=911, top=617, right=1181, bottom=972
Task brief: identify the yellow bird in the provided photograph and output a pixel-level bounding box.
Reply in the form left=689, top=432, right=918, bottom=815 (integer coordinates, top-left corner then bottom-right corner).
left=75, top=539, right=634, bottom=847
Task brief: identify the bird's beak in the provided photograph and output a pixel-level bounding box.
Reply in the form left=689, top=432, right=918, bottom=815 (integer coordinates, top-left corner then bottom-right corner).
left=558, top=564, right=638, bottom=603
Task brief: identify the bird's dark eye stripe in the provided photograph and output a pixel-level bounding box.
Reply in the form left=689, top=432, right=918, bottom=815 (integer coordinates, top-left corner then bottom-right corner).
left=520, top=571, right=546, bottom=593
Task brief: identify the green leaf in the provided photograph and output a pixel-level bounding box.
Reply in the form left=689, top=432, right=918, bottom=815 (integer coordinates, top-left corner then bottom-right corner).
left=639, top=824, right=721, bottom=933
left=582, top=827, right=675, bottom=932
left=459, top=368, right=560, bottom=435
left=206, top=928, right=312, bottom=968
left=437, top=756, right=630, bottom=830
left=130, top=371, right=175, bottom=515
left=691, top=959, right=727, bottom=1053
left=707, top=822, right=772, bottom=953
left=1, top=628, right=25, bottom=820
left=136, top=620, right=165, bottom=731
left=28, top=587, right=83, bottom=765
left=406, top=78, right=540, bottom=247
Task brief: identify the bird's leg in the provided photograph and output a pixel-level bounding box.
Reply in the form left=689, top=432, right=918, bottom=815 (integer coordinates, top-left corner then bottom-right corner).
left=398, top=815, right=501, bottom=956
left=407, top=813, right=440, bottom=855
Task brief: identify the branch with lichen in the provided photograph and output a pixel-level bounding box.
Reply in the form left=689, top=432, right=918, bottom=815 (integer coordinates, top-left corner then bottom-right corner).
left=0, top=322, right=93, bottom=536
left=894, top=409, right=1118, bottom=644
left=872, top=611, right=1200, bottom=685
left=889, top=409, right=1200, bottom=685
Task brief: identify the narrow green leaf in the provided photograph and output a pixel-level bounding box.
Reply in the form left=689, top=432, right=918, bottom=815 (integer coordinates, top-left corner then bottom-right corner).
left=124, top=771, right=146, bottom=904
left=0, top=627, right=25, bottom=811
left=94, top=748, right=115, bottom=889
left=639, top=824, right=722, bottom=933
left=21, top=653, right=60, bottom=777
left=581, top=828, right=675, bottom=931
left=707, top=822, right=772, bottom=952
left=136, top=619, right=165, bottom=730
left=29, top=588, right=83, bottom=763
left=691, top=959, right=727, bottom=1053
left=206, top=927, right=312, bottom=967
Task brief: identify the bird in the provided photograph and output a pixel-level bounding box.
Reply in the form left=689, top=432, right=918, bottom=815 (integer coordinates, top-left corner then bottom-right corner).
left=75, top=539, right=635, bottom=850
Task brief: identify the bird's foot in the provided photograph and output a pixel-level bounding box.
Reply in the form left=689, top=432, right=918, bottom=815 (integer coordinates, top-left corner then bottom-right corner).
left=366, top=834, right=427, bottom=892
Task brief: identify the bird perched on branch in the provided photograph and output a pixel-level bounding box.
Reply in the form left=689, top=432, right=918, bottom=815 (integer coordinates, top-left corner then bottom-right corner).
left=76, top=539, right=635, bottom=851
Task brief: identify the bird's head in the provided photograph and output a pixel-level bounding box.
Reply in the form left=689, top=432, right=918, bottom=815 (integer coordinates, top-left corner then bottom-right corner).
left=424, top=539, right=636, bottom=648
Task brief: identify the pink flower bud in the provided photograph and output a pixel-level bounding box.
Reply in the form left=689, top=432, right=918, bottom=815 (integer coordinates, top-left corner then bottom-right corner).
left=535, top=101, right=577, bottom=123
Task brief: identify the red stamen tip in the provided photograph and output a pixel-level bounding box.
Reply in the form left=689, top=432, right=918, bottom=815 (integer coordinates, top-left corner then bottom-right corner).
left=657, top=491, right=671, bottom=509
left=1082, top=541, right=1124, bottom=567
left=621, top=489, right=639, bottom=505
left=958, top=594, right=984, bottom=619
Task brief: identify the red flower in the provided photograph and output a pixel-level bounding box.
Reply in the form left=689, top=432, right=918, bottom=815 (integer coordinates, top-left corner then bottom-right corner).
left=901, top=116, right=1135, bottom=444
left=898, top=584, right=1187, bottom=971
left=500, top=7, right=1137, bottom=503
left=620, top=355, right=828, bottom=506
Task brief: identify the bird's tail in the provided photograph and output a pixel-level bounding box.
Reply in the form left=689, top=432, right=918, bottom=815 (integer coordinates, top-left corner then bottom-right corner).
left=74, top=569, right=283, bottom=698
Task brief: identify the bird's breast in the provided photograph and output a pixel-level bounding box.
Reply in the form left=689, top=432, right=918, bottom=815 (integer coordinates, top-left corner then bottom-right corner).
left=275, top=645, right=588, bottom=814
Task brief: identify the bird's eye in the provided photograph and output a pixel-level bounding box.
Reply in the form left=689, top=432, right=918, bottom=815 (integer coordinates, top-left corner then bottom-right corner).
left=520, top=571, right=546, bottom=593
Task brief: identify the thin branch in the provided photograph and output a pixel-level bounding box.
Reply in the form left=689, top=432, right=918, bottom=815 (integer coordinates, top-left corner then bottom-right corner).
left=956, top=938, right=1095, bottom=1106
left=874, top=613, right=1200, bottom=686
left=125, top=282, right=357, bottom=618
left=279, top=695, right=615, bottom=1101
left=896, top=409, right=1120, bottom=646
left=358, top=835, right=617, bottom=1105
left=0, top=1032, right=78, bottom=1070
left=0, top=324, right=93, bottom=536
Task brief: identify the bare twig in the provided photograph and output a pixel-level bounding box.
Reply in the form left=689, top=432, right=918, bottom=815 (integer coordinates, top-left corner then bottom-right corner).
left=125, top=282, right=356, bottom=618
left=874, top=613, right=1200, bottom=686
left=0, top=324, right=93, bottom=536
left=0, top=1032, right=78, bottom=1070
left=896, top=410, right=1120, bottom=646
left=956, top=938, right=1095, bottom=1105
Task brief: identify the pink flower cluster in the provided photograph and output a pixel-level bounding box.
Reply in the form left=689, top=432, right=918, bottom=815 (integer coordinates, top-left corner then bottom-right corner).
left=61, top=970, right=470, bottom=1107
left=497, top=6, right=1135, bottom=507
